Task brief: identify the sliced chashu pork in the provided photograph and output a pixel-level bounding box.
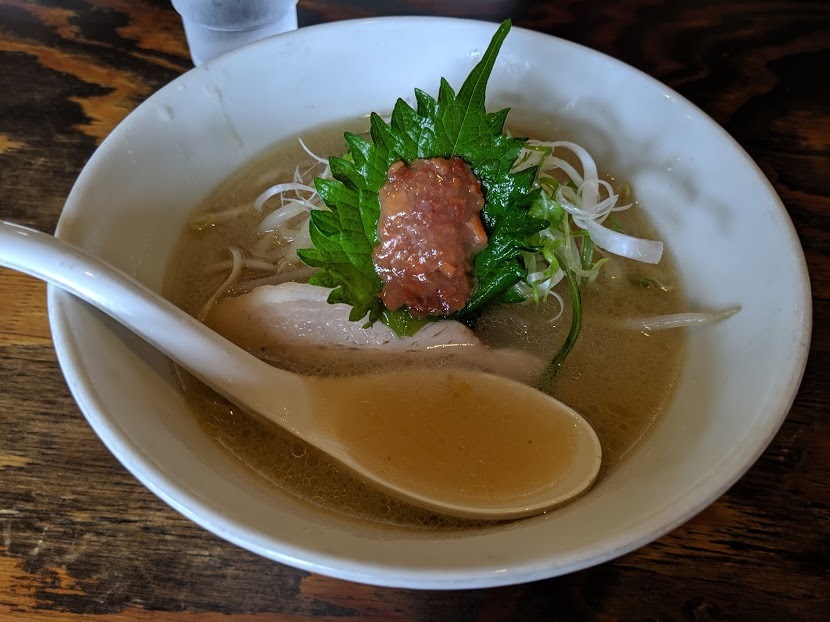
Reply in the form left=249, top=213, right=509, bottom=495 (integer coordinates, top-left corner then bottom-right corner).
left=205, top=282, right=546, bottom=383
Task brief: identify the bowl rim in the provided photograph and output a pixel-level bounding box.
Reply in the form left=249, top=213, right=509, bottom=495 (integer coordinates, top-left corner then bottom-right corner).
left=47, top=15, right=813, bottom=589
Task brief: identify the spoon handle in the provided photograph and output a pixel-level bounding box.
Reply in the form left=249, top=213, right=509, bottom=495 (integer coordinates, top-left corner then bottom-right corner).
left=0, top=221, right=305, bottom=414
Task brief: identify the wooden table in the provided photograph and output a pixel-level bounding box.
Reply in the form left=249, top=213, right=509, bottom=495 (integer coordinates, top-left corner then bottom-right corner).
left=1, top=1, right=827, bottom=619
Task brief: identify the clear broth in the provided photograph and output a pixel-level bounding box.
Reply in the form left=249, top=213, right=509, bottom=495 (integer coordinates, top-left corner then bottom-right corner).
left=165, top=120, right=686, bottom=529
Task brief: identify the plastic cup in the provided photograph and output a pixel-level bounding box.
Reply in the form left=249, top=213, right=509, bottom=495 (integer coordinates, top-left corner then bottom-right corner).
left=172, top=0, right=299, bottom=66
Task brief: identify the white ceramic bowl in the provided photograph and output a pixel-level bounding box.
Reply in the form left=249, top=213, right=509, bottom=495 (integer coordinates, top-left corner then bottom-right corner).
left=49, top=17, right=811, bottom=589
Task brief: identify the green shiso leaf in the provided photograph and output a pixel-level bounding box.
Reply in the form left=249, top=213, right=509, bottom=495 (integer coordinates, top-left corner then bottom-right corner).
left=297, top=19, right=546, bottom=335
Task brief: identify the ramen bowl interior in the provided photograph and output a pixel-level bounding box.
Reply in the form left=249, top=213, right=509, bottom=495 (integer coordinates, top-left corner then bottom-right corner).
left=50, top=18, right=810, bottom=589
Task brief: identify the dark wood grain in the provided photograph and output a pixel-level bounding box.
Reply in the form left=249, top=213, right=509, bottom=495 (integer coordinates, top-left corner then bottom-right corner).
left=1, top=1, right=827, bottom=620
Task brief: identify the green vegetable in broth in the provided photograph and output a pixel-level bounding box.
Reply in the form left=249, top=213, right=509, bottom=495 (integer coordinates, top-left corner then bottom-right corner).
left=298, top=20, right=545, bottom=332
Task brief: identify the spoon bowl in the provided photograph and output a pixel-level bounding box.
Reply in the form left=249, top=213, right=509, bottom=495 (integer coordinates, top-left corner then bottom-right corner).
left=0, top=221, right=601, bottom=520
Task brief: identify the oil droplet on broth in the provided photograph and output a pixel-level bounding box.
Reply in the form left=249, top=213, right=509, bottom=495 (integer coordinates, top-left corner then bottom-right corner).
left=314, top=371, right=584, bottom=505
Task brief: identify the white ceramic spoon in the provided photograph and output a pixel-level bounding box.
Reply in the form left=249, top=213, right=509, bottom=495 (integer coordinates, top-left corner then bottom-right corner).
left=0, top=221, right=601, bottom=520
